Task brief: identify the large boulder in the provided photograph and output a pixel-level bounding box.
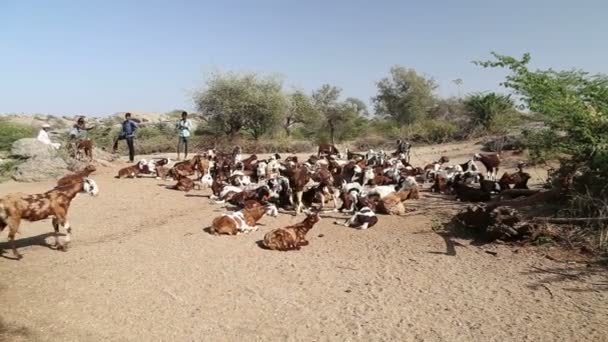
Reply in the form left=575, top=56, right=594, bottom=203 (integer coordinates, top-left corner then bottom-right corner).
left=12, top=156, right=68, bottom=182
left=11, top=138, right=55, bottom=159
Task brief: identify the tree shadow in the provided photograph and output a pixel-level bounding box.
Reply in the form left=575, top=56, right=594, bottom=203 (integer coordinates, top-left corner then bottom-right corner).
left=0, top=315, right=33, bottom=341
left=427, top=231, right=467, bottom=256
left=523, top=264, right=608, bottom=291
left=0, top=232, right=57, bottom=260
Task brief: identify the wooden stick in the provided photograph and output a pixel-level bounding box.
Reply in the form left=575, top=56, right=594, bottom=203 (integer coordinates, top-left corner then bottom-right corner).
left=541, top=284, right=554, bottom=298
left=531, top=217, right=608, bottom=225
left=531, top=265, right=579, bottom=279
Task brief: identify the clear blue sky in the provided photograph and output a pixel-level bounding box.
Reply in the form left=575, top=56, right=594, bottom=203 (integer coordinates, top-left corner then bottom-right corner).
left=1, top=0, right=606, bottom=116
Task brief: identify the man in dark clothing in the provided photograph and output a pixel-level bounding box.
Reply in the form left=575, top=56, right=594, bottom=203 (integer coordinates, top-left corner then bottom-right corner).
left=112, top=112, right=139, bottom=162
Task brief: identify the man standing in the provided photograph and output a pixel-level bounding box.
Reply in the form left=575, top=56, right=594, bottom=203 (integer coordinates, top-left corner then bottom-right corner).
left=113, top=112, right=139, bottom=162
left=175, top=111, right=192, bottom=160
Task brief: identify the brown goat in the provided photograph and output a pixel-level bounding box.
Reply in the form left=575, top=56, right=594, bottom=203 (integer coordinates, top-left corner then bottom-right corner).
left=430, top=174, right=449, bottom=193
left=211, top=204, right=278, bottom=235
left=0, top=178, right=99, bottom=259
left=262, top=210, right=320, bottom=251
left=76, top=139, right=93, bottom=161
left=170, top=154, right=202, bottom=179
left=169, top=175, right=197, bottom=192
left=116, top=162, right=142, bottom=179
left=474, top=153, right=501, bottom=181
left=318, top=143, right=339, bottom=157
left=57, top=164, right=96, bottom=186
left=394, top=188, right=420, bottom=201
left=376, top=193, right=407, bottom=215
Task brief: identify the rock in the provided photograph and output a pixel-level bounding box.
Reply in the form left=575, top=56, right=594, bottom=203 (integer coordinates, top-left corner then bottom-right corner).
left=12, top=156, right=68, bottom=182
left=10, top=138, right=55, bottom=159
left=93, top=147, right=117, bottom=162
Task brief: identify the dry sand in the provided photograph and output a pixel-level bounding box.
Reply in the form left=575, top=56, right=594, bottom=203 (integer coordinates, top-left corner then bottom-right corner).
left=1, top=141, right=607, bottom=341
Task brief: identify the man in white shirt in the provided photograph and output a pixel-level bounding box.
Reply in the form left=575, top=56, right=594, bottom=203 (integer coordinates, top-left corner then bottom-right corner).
left=37, top=124, right=61, bottom=149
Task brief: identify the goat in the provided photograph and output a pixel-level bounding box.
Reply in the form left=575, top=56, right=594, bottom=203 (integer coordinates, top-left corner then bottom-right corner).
left=318, top=143, right=339, bottom=157
left=0, top=177, right=99, bottom=259
left=169, top=174, right=198, bottom=192
left=452, top=182, right=491, bottom=202
left=211, top=185, right=243, bottom=204
left=57, top=164, right=96, bottom=186
left=394, top=188, right=420, bottom=201
left=430, top=174, right=449, bottom=194
left=226, top=185, right=276, bottom=208
left=262, top=210, right=320, bottom=251
left=211, top=204, right=278, bottom=235
left=170, top=154, right=202, bottom=179
left=459, top=159, right=479, bottom=173
left=346, top=149, right=366, bottom=162
left=267, top=177, right=294, bottom=209
left=474, top=153, right=501, bottom=181
left=75, top=139, right=93, bottom=161
left=301, top=184, right=333, bottom=209
left=282, top=165, right=311, bottom=214
left=116, top=161, right=143, bottom=178
left=334, top=206, right=378, bottom=230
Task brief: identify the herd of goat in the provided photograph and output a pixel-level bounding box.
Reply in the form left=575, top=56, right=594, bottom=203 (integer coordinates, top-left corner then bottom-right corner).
left=0, top=142, right=532, bottom=259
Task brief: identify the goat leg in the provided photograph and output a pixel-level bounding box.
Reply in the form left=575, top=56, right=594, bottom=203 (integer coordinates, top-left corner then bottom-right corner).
left=52, top=217, right=60, bottom=248
left=7, top=219, right=22, bottom=259
left=295, top=191, right=303, bottom=215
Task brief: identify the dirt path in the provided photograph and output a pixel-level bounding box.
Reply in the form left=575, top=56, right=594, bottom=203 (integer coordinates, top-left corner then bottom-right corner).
left=1, top=142, right=606, bottom=341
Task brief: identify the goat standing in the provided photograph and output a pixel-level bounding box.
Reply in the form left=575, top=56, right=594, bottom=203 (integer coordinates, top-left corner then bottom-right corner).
left=0, top=177, right=99, bottom=259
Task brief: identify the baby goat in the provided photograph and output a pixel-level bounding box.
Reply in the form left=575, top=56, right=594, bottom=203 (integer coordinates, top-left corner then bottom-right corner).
left=263, top=210, right=320, bottom=251
left=0, top=177, right=99, bottom=259
left=211, top=204, right=278, bottom=235
left=334, top=206, right=378, bottom=230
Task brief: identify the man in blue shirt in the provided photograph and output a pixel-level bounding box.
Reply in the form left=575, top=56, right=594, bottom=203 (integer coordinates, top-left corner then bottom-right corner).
left=176, top=111, right=192, bottom=160
left=112, top=112, right=139, bottom=162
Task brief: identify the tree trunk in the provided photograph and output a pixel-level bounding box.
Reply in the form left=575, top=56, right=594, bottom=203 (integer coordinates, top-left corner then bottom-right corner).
left=499, top=189, right=540, bottom=199
left=330, top=125, right=335, bottom=145
left=284, top=118, right=292, bottom=137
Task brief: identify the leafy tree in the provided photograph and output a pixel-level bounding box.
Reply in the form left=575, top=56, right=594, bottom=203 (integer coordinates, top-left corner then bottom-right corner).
left=312, top=84, right=361, bottom=144
left=282, top=90, right=319, bottom=137
left=476, top=52, right=608, bottom=216
left=345, top=97, right=369, bottom=116
left=373, top=66, right=437, bottom=125
left=463, top=92, right=517, bottom=133
left=193, top=72, right=285, bottom=140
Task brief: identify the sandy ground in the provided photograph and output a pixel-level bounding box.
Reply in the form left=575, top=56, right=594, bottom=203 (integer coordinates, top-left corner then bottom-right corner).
left=1, top=141, right=607, bottom=341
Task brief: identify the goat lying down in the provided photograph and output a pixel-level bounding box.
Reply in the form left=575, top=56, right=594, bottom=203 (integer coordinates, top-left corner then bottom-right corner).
left=0, top=177, right=99, bottom=259
left=334, top=206, right=378, bottom=230
left=263, top=210, right=320, bottom=251
left=211, top=204, right=278, bottom=235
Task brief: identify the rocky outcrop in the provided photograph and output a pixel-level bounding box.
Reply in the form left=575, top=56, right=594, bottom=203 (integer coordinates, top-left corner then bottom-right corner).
left=13, top=156, right=68, bottom=182
left=10, top=138, right=54, bottom=159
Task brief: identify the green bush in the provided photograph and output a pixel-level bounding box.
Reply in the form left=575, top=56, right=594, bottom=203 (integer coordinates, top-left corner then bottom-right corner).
left=0, top=120, right=36, bottom=151
left=0, top=159, right=21, bottom=182
left=409, top=119, right=458, bottom=144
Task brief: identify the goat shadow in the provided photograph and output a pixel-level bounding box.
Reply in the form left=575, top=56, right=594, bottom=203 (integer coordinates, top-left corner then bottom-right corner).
left=0, top=232, right=58, bottom=260
left=255, top=240, right=271, bottom=250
